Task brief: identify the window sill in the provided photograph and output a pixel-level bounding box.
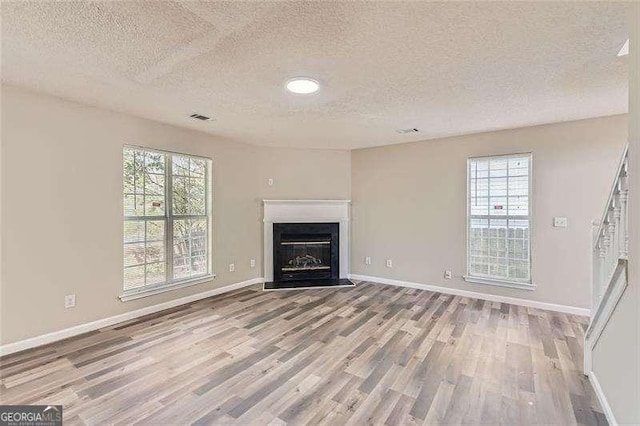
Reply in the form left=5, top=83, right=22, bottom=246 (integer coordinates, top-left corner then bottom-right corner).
left=463, top=275, right=535, bottom=291
left=119, top=274, right=216, bottom=302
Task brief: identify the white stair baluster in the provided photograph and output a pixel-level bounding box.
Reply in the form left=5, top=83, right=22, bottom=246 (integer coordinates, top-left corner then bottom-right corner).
left=619, top=166, right=629, bottom=259
left=590, top=145, right=628, bottom=318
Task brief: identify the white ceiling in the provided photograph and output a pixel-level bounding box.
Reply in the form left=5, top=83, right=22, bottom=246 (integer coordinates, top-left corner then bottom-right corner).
left=1, top=1, right=629, bottom=150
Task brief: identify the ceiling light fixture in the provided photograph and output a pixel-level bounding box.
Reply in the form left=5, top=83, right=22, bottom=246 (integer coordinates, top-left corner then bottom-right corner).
left=618, top=39, right=629, bottom=57
left=285, top=78, right=320, bottom=94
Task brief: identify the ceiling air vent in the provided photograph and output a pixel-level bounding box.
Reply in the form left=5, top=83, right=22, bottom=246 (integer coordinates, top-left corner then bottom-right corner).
left=396, top=128, right=420, bottom=134
left=189, top=113, right=213, bottom=121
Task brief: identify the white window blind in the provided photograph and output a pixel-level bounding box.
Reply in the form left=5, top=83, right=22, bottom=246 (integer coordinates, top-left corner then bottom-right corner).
left=467, top=153, right=532, bottom=285
left=123, top=147, right=212, bottom=297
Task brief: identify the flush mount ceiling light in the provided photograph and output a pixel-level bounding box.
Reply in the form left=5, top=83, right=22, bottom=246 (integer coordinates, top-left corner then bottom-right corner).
left=285, top=77, right=320, bottom=94
left=618, top=39, right=629, bottom=57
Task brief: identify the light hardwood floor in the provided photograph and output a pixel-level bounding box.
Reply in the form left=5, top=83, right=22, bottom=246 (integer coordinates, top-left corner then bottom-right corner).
left=0, top=282, right=605, bottom=425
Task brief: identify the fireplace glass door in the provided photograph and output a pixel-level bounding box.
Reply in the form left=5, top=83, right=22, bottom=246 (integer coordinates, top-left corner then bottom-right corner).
left=280, top=239, right=331, bottom=276
left=273, top=223, right=339, bottom=282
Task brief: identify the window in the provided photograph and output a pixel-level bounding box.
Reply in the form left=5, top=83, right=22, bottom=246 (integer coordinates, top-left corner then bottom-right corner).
left=466, top=153, right=532, bottom=288
left=122, top=146, right=212, bottom=300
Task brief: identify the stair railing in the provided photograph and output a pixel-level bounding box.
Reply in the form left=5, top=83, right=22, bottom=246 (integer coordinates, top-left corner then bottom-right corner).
left=585, top=144, right=629, bottom=375
left=591, top=145, right=629, bottom=311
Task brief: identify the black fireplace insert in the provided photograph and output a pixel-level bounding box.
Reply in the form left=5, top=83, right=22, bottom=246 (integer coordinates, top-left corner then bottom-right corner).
left=273, top=222, right=339, bottom=282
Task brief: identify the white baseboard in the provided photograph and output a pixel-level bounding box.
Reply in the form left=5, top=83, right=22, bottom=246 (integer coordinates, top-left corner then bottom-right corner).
left=0, top=277, right=264, bottom=357
left=349, top=274, right=590, bottom=316
left=2, top=274, right=588, bottom=357
left=588, top=370, right=618, bottom=426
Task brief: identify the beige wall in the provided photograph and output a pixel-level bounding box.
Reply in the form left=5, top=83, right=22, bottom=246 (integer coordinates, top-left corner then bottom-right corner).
left=592, top=286, right=639, bottom=423
left=351, top=115, right=627, bottom=309
left=0, top=81, right=631, bottom=358
left=592, top=3, right=640, bottom=424
left=0, top=85, right=350, bottom=345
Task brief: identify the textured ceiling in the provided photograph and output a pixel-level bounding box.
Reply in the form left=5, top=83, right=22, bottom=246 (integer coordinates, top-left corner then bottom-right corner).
left=1, top=1, right=629, bottom=149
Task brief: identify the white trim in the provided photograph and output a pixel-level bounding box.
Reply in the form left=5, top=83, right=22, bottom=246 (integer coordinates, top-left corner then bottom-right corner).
left=466, top=153, right=533, bottom=286
left=584, top=259, right=628, bottom=374
left=122, top=146, right=214, bottom=294
left=617, top=38, right=629, bottom=57
left=463, top=275, right=535, bottom=291
left=263, top=200, right=350, bottom=282
left=587, top=370, right=618, bottom=426
left=593, top=144, right=629, bottom=250
left=263, top=217, right=350, bottom=224
left=0, top=277, right=264, bottom=357
left=586, top=260, right=628, bottom=343
left=348, top=274, right=590, bottom=316
left=119, top=274, right=216, bottom=301
left=584, top=345, right=592, bottom=378
left=263, top=199, right=352, bottom=204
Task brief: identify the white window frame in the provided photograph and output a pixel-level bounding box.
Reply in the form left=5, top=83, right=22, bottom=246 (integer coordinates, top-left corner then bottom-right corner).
left=464, top=152, right=534, bottom=290
left=120, top=145, right=214, bottom=301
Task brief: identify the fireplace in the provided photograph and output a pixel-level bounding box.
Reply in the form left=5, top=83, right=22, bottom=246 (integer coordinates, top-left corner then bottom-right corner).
left=262, top=200, right=353, bottom=290
left=273, top=223, right=339, bottom=282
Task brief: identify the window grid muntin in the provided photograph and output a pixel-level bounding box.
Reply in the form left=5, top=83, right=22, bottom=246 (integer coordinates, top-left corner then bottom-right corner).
left=123, top=147, right=212, bottom=292
left=173, top=218, right=208, bottom=280
left=123, top=150, right=166, bottom=218
left=171, top=153, right=210, bottom=280
left=467, top=153, right=531, bottom=284
left=172, top=155, right=207, bottom=216
left=123, top=218, right=167, bottom=289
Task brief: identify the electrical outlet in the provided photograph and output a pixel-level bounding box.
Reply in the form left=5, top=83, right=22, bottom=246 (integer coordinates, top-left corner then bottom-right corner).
left=386, top=259, right=393, bottom=268
left=365, top=256, right=371, bottom=265
left=444, top=270, right=452, bottom=279
left=64, top=294, right=76, bottom=309
left=250, top=259, right=256, bottom=268
left=229, top=263, right=235, bottom=272
left=268, top=178, right=274, bottom=187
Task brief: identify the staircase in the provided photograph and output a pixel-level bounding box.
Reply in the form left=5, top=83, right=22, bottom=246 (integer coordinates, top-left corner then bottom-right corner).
left=584, top=145, right=629, bottom=375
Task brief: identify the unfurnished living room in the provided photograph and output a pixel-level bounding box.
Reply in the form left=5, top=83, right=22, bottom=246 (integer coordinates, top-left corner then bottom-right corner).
left=0, top=1, right=639, bottom=425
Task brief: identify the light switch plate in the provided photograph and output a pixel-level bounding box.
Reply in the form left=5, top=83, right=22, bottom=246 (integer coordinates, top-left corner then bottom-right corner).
left=553, top=217, right=568, bottom=228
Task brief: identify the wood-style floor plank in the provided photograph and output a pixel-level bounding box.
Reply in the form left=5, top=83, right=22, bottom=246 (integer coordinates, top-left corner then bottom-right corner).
left=0, top=281, right=606, bottom=425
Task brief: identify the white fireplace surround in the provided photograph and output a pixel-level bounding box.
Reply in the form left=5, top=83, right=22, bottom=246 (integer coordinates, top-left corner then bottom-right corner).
left=263, top=200, right=350, bottom=282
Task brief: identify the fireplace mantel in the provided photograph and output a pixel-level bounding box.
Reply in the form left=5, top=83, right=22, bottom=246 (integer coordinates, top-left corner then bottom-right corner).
left=263, top=200, right=350, bottom=282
